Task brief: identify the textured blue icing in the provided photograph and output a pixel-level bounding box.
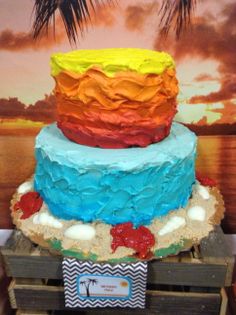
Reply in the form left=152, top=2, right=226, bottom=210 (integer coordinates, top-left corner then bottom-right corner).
left=34, top=123, right=197, bottom=226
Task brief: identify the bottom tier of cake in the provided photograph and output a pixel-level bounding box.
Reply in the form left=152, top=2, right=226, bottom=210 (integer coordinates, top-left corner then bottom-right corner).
left=11, top=178, right=224, bottom=262
left=34, top=122, right=196, bottom=227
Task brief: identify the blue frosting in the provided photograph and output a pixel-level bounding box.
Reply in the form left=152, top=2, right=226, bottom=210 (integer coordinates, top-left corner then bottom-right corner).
left=34, top=123, right=197, bottom=226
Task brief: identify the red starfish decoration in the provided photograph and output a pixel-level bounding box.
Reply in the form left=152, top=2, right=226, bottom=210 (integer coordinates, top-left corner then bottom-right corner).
left=110, top=222, right=155, bottom=259
left=196, top=171, right=217, bottom=187
left=14, top=192, right=43, bottom=219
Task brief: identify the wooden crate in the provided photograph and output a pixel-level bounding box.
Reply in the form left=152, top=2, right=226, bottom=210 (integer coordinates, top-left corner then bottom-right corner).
left=0, top=226, right=234, bottom=315
left=0, top=253, right=13, bottom=315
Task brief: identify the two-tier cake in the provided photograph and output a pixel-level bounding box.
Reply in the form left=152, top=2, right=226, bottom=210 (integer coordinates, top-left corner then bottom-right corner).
left=11, top=48, right=224, bottom=262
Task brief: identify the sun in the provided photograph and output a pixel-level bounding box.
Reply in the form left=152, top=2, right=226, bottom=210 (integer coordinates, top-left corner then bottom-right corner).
left=120, top=281, right=128, bottom=287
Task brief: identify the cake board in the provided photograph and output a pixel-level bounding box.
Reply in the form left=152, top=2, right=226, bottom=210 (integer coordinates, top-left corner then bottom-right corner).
left=0, top=226, right=234, bottom=315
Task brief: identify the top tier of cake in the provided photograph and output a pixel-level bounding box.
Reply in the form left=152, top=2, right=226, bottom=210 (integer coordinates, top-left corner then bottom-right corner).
left=51, top=48, right=178, bottom=148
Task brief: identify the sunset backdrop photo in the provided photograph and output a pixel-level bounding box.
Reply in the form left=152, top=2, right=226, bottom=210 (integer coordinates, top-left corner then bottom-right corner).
left=0, top=0, right=235, bottom=232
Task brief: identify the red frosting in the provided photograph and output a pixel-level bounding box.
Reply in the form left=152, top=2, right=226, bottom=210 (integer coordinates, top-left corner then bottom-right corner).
left=58, top=120, right=172, bottom=148
left=110, top=222, right=155, bottom=259
left=14, top=192, right=43, bottom=219
left=196, top=172, right=217, bottom=187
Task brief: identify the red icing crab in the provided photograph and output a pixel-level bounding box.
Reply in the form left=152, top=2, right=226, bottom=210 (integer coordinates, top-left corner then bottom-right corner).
left=14, top=192, right=43, bottom=219
left=196, top=171, right=217, bottom=187
left=110, top=222, right=155, bottom=259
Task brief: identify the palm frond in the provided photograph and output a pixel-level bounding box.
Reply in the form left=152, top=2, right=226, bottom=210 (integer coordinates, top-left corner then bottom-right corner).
left=159, top=0, right=197, bottom=38
left=32, top=0, right=197, bottom=43
left=80, top=281, right=86, bottom=286
left=32, top=0, right=115, bottom=43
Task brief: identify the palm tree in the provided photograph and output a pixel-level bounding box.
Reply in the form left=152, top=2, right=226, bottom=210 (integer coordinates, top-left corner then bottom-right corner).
left=159, top=0, right=197, bottom=38
left=32, top=0, right=198, bottom=43
left=79, top=278, right=98, bottom=297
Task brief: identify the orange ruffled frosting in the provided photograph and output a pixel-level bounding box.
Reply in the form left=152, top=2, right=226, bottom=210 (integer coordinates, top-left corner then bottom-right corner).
left=54, top=68, right=178, bottom=148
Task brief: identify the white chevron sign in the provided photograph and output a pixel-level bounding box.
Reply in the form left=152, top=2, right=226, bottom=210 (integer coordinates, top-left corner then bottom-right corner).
left=62, top=259, right=147, bottom=308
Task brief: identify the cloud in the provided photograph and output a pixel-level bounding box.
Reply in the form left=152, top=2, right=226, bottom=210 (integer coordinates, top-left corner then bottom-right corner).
left=194, top=73, right=218, bottom=82
left=90, top=3, right=117, bottom=27
left=0, top=2, right=117, bottom=51
left=190, top=77, right=236, bottom=103
left=124, top=1, right=159, bottom=31
left=0, top=28, right=65, bottom=51
left=211, top=100, right=236, bottom=124
left=0, top=95, right=56, bottom=123
left=154, top=2, right=236, bottom=105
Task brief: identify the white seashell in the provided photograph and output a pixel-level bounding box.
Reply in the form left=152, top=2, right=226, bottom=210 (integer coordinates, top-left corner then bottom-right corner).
left=33, top=214, right=40, bottom=225
left=196, top=184, right=210, bottom=200
left=64, top=224, right=96, bottom=241
left=17, top=181, right=33, bottom=194
left=33, top=212, right=63, bottom=229
left=187, top=206, right=206, bottom=221
left=158, top=216, right=186, bottom=236
left=39, top=213, right=48, bottom=225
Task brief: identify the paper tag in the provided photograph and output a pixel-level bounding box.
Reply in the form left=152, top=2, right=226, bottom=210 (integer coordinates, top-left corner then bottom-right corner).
left=63, top=259, right=147, bottom=308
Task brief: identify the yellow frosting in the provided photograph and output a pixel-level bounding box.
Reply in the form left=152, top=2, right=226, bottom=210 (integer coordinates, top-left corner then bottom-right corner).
left=51, top=48, right=175, bottom=77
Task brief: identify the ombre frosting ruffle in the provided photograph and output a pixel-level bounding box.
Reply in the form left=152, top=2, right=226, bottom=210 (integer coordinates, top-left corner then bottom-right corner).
left=51, top=48, right=178, bottom=148
left=51, top=48, right=175, bottom=77
left=34, top=122, right=197, bottom=226
left=54, top=68, right=178, bottom=148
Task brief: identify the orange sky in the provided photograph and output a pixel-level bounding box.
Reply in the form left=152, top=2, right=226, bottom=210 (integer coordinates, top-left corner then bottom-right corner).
left=0, top=0, right=235, bottom=125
